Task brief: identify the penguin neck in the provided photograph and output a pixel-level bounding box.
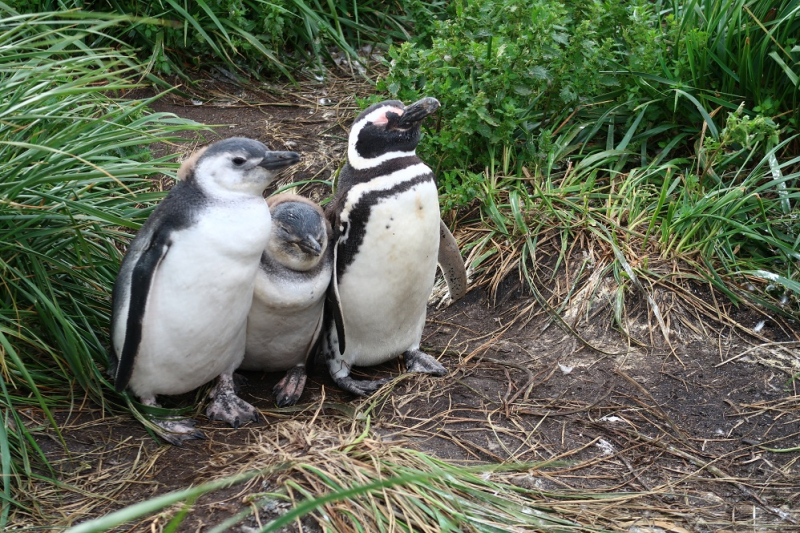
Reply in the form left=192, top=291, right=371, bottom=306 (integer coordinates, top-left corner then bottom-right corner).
left=191, top=160, right=276, bottom=200
left=347, top=143, right=416, bottom=170
left=196, top=179, right=268, bottom=203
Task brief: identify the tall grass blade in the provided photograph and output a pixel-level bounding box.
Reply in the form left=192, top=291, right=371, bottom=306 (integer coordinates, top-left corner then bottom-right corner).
left=0, top=10, right=207, bottom=520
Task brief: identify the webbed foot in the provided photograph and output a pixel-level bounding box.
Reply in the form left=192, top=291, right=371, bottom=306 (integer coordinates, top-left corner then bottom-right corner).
left=334, top=375, right=390, bottom=396
left=404, top=348, right=447, bottom=376
left=273, top=365, right=307, bottom=407
left=153, top=417, right=206, bottom=446
left=206, top=373, right=260, bottom=428
left=139, top=396, right=205, bottom=446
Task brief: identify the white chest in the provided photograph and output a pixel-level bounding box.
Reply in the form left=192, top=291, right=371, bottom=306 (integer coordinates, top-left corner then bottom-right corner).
left=129, top=197, right=272, bottom=396
left=242, top=262, right=331, bottom=371
left=336, top=179, right=440, bottom=365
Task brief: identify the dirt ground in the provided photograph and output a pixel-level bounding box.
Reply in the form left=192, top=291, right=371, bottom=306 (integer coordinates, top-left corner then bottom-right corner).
left=20, top=75, right=800, bottom=532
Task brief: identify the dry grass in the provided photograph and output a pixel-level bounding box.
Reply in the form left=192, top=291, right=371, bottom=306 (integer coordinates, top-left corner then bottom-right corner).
left=20, top=369, right=799, bottom=532
left=448, top=195, right=800, bottom=362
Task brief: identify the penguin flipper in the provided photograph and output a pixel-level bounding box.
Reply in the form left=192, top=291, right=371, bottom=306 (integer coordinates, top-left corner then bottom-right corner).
left=114, top=230, right=172, bottom=393
left=438, top=219, right=468, bottom=303
left=326, top=239, right=346, bottom=355
left=305, top=310, right=326, bottom=362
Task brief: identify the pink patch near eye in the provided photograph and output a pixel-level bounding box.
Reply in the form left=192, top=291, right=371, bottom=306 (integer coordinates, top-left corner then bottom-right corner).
left=373, top=107, right=404, bottom=125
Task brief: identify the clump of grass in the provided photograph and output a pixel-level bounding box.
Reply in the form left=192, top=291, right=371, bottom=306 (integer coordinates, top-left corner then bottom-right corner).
left=658, top=0, right=800, bottom=134
left=0, top=10, right=206, bottom=527
left=5, top=0, right=447, bottom=80
left=457, top=109, right=799, bottom=343
left=64, top=414, right=625, bottom=532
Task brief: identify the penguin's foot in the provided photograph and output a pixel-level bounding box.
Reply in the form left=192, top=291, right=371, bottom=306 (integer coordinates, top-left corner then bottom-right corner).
left=232, top=372, right=248, bottom=392
left=206, top=392, right=260, bottom=428
left=139, top=396, right=205, bottom=445
left=206, top=374, right=260, bottom=429
left=427, top=277, right=454, bottom=309
left=273, top=366, right=307, bottom=407
left=152, top=417, right=206, bottom=446
left=404, top=349, right=447, bottom=376
left=334, top=375, right=390, bottom=396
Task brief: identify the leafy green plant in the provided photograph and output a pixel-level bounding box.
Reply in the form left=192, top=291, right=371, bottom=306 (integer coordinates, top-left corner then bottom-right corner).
left=0, top=10, right=206, bottom=527
left=380, top=0, right=664, bottom=173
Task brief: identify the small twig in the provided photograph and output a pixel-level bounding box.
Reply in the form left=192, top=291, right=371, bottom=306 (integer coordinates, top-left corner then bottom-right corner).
left=516, top=389, right=613, bottom=418
left=616, top=370, right=691, bottom=445
left=715, top=341, right=800, bottom=367
left=623, top=429, right=797, bottom=525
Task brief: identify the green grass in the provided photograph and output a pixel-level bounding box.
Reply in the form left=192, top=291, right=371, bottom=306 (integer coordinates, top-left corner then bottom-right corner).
left=4, top=0, right=447, bottom=81
left=660, top=0, right=800, bottom=131
left=0, top=10, right=207, bottom=527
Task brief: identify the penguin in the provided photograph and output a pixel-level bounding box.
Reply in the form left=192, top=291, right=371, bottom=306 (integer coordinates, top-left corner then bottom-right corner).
left=109, top=137, right=300, bottom=444
left=240, top=193, right=332, bottom=407
left=322, top=97, right=468, bottom=395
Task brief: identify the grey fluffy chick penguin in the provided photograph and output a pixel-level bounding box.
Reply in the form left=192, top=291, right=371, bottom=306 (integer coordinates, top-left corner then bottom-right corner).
left=240, top=194, right=332, bottom=407
left=110, top=137, right=300, bottom=444
left=322, top=97, right=468, bottom=396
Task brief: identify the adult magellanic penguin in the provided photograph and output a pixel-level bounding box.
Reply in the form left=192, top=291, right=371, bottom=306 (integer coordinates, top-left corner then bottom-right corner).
left=110, top=137, right=300, bottom=444
left=323, top=97, right=468, bottom=395
left=240, top=193, right=332, bottom=407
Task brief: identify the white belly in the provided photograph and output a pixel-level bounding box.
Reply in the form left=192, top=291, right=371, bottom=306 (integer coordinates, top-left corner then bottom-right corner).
left=241, top=262, right=330, bottom=371
left=338, top=180, right=440, bottom=367
left=127, top=199, right=271, bottom=397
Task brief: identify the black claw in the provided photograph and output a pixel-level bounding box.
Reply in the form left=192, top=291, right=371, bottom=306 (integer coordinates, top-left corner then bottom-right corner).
left=275, top=395, right=293, bottom=408
left=159, top=427, right=206, bottom=446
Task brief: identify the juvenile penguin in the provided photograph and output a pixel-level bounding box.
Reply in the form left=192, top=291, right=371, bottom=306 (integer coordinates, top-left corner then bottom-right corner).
left=110, top=137, right=300, bottom=443
left=323, top=97, right=468, bottom=395
left=240, top=194, right=332, bottom=407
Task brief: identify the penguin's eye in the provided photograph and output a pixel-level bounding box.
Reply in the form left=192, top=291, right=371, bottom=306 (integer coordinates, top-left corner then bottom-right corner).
left=232, top=157, right=247, bottom=166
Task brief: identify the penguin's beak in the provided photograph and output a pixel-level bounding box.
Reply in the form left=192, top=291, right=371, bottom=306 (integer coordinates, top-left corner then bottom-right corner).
left=298, top=236, right=322, bottom=256
left=397, top=97, right=440, bottom=127
left=259, top=151, right=301, bottom=170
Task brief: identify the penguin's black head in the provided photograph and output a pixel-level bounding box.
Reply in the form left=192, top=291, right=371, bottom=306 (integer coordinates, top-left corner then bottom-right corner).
left=348, top=97, right=440, bottom=169
left=183, top=137, right=300, bottom=195
left=267, top=195, right=330, bottom=272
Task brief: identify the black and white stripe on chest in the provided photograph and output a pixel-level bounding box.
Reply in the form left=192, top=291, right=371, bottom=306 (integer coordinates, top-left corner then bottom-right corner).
left=336, top=162, right=437, bottom=276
